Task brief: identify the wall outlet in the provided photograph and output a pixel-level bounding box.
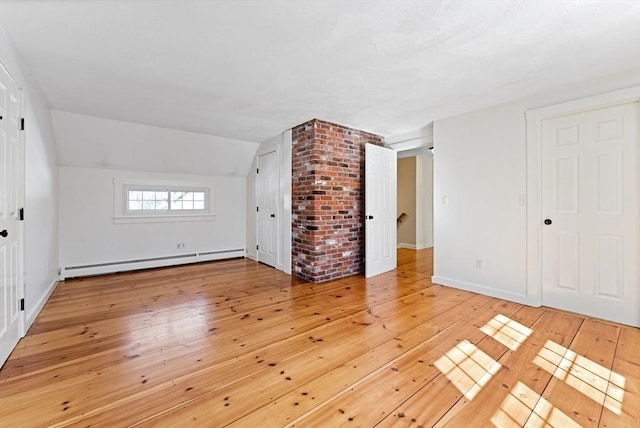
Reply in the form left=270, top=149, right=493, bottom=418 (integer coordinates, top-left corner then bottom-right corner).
left=176, top=242, right=185, bottom=249
left=475, top=258, right=483, bottom=270
left=442, top=196, right=449, bottom=206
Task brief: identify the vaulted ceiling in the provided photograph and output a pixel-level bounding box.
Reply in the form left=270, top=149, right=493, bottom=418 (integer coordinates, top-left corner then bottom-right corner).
left=1, top=0, right=639, bottom=144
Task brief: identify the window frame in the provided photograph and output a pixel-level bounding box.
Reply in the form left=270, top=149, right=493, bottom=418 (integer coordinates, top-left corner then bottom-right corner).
left=113, top=179, right=215, bottom=224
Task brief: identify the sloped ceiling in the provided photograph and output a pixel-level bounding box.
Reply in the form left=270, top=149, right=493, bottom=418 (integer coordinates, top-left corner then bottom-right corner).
left=1, top=0, right=639, bottom=145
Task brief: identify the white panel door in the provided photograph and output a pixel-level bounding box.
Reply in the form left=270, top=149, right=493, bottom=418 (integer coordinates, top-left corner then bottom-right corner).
left=256, top=150, right=278, bottom=268
left=0, top=64, right=23, bottom=367
left=541, top=102, right=639, bottom=326
left=365, top=143, right=397, bottom=278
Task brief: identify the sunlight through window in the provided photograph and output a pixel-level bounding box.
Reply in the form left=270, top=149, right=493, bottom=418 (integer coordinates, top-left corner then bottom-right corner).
left=480, top=314, right=533, bottom=351
left=434, top=340, right=501, bottom=400
left=491, top=381, right=581, bottom=428
left=533, top=340, right=625, bottom=415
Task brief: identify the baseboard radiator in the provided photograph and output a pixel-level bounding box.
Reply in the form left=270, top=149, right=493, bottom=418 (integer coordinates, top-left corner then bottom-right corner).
left=60, top=249, right=245, bottom=279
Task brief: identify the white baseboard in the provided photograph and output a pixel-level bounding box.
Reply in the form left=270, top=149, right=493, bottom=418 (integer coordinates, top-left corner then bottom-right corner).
left=25, top=278, right=58, bottom=334
left=61, top=249, right=245, bottom=279
left=397, top=243, right=433, bottom=250
left=431, top=275, right=529, bottom=306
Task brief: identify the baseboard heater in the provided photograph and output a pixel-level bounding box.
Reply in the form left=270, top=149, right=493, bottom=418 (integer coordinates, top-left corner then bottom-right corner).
left=60, top=249, right=245, bottom=279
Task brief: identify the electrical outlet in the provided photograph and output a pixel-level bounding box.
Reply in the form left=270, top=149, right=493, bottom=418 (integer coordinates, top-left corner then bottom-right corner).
left=475, top=258, right=483, bottom=270
left=176, top=242, right=185, bottom=249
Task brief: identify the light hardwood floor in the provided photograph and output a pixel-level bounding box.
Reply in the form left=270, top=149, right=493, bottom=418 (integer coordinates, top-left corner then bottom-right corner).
left=0, top=249, right=638, bottom=427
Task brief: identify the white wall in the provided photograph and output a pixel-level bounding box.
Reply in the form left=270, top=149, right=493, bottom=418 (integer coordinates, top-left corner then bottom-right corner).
left=416, top=154, right=433, bottom=249
left=52, top=110, right=259, bottom=177
left=59, top=167, right=246, bottom=274
left=434, top=103, right=528, bottom=302
left=433, top=71, right=640, bottom=304
left=0, top=25, right=59, bottom=327
left=246, top=130, right=292, bottom=274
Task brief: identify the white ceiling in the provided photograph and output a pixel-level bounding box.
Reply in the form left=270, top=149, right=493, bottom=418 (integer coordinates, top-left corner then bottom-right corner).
left=0, top=0, right=639, bottom=143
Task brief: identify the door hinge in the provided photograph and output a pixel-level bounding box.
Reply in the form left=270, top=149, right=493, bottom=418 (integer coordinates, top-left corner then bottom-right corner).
left=256, top=206, right=259, bottom=212
left=19, top=207, right=24, bottom=221
left=20, top=298, right=24, bottom=311
left=20, top=118, right=25, bottom=131
left=256, top=245, right=259, bottom=250
left=256, top=168, right=259, bottom=174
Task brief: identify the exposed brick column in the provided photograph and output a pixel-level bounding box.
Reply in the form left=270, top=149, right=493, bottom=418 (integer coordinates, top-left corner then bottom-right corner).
left=291, top=119, right=384, bottom=283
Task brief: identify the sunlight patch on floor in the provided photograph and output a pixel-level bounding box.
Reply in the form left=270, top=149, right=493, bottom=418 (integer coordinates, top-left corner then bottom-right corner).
left=533, top=339, right=625, bottom=415
left=491, top=381, right=582, bottom=428
left=480, top=314, right=533, bottom=352
left=434, top=339, right=501, bottom=400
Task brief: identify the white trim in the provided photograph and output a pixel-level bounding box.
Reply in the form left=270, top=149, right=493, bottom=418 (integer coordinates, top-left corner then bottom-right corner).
left=25, top=279, right=58, bottom=334
left=113, top=178, right=215, bottom=224
left=255, top=145, right=279, bottom=268
left=432, top=276, right=529, bottom=305
left=397, top=243, right=433, bottom=250
left=113, top=213, right=215, bottom=224
left=281, top=129, right=293, bottom=275
left=0, top=60, right=27, bottom=342
left=386, top=125, right=433, bottom=151
left=60, top=249, right=245, bottom=279
left=525, top=86, right=640, bottom=307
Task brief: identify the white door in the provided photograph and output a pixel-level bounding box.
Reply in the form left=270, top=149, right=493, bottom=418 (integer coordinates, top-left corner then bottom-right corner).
left=365, top=143, right=397, bottom=278
left=256, top=150, right=278, bottom=268
left=0, top=64, right=24, bottom=367
left=541, top=102, right=639, bottom=326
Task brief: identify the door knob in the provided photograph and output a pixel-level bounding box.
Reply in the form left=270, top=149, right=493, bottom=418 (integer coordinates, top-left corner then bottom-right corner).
left=270, top=214, right=275, bottom=218
left=0, top=230, right=7, bottom=237
left=544, top=219, right=552, bottom=225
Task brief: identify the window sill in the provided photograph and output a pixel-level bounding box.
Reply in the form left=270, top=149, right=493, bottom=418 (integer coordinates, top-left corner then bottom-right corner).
left=113, top=213, right=216, bottom=224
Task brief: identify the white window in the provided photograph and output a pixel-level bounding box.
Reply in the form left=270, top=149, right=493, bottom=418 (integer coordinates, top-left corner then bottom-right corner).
left=114, top=179, right=215, bottom=224
left=126, top=188, right=207, bottom=213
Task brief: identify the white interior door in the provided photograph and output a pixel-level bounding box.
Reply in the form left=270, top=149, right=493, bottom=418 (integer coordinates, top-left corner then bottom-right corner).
left=0, top=64, right=24, bottom=367
left=256, top=149, right=278, bottom=268
left=541, top=102, right=639, bottom=326
left=365, top=143, right=397, bottom=278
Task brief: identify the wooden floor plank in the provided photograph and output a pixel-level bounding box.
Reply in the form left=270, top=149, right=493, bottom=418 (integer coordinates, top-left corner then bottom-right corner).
left=529, top=318, right=619, bottom=428
left=426, top=308, right=583, bottom=428
left=130, top=292, right=485, bottom=427
left=283, top=300, right=525, bottom=427
left=599, top=325, right=640, bottom=427
left=0, top=249, right=636, bottom=428
left=61, top=287, right=468, bottom=427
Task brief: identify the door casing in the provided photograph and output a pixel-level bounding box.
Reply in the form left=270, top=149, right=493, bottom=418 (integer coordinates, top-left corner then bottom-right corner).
left=365, top=143, right=397, bottom=278
left=526, top=86, right=640, bottom=310
left=0, top=61, right=25, bottom=368
left=255, top=146, right=279, bottom=268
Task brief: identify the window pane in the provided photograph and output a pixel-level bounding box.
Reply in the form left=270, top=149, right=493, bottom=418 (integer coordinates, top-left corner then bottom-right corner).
left=129, top=191, right=142, bottom=201
left=124, top=186, right=207, bottom=215
left=171, top=191, right=185, bottom=202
